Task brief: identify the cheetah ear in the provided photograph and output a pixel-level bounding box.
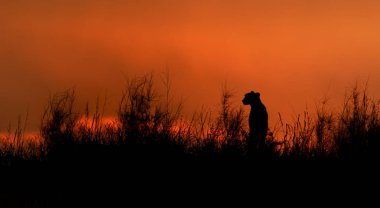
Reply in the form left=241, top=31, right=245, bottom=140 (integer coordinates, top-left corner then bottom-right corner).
left=256, top=92, right=260, bottom=97
left=251, top=91, right=255, bottom=94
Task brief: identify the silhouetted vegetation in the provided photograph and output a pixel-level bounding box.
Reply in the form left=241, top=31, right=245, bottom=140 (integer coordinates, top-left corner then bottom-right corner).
left=1, top=74, right=379, bottom=207
left=271, top=82, right=380, bottom=161
left=1, top=75, right=379, bottom=167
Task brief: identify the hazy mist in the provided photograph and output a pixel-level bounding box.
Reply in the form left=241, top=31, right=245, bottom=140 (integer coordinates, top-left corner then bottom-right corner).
left=1, top=0, right=380, bottom=131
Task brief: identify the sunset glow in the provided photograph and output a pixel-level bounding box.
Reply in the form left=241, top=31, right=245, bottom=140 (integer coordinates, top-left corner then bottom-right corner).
left=2, top=2, right=380, bottom=204
left=1, top=0, right=380, bottom=132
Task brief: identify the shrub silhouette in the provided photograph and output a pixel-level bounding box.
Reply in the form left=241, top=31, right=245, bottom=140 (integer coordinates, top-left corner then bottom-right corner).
left=2, top=76, right=380, bottom=207
left=117, top=74, right=189, bottom=159
left=40, top=89, right=77, bottom=161
left=1, top=76, right=379, bottom=166
left=334, top=83, right=380, bottom=160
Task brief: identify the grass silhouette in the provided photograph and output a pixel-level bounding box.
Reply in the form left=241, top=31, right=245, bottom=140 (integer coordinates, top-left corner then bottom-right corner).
left=1, top=75, right=379, bottom=166
left=1, top=75, right=379, bottom=206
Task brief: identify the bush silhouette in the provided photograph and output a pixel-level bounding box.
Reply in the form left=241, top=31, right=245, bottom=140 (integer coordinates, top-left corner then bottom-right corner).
left=1, top=75, right=380, bottom=207
left=0, top=76, right=379, bottom=166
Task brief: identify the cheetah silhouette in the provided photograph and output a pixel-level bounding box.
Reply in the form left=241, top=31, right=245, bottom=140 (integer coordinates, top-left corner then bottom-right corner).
left=242, top=91, right=268, bottom=151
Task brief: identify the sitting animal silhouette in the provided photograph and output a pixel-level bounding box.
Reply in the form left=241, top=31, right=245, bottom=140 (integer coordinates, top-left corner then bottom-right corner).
left=242, top=91, right=268, bottom=151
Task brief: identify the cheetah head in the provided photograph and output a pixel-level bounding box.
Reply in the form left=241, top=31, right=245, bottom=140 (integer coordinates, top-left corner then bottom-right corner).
left=242, top=91, right=261, bottom=105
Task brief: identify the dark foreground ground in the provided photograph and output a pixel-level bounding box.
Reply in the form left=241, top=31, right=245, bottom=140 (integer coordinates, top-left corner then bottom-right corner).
left=1, top=150, right=379, bottom=208
left=2, top=82, right=378, bottom=206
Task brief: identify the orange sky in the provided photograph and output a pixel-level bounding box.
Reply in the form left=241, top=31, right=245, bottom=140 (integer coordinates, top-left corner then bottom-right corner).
left=1, top=0, right=380, bottom=131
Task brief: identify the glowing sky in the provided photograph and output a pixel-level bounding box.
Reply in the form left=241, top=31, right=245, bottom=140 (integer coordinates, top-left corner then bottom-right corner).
left=1, top=0, right=380, bottom=131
